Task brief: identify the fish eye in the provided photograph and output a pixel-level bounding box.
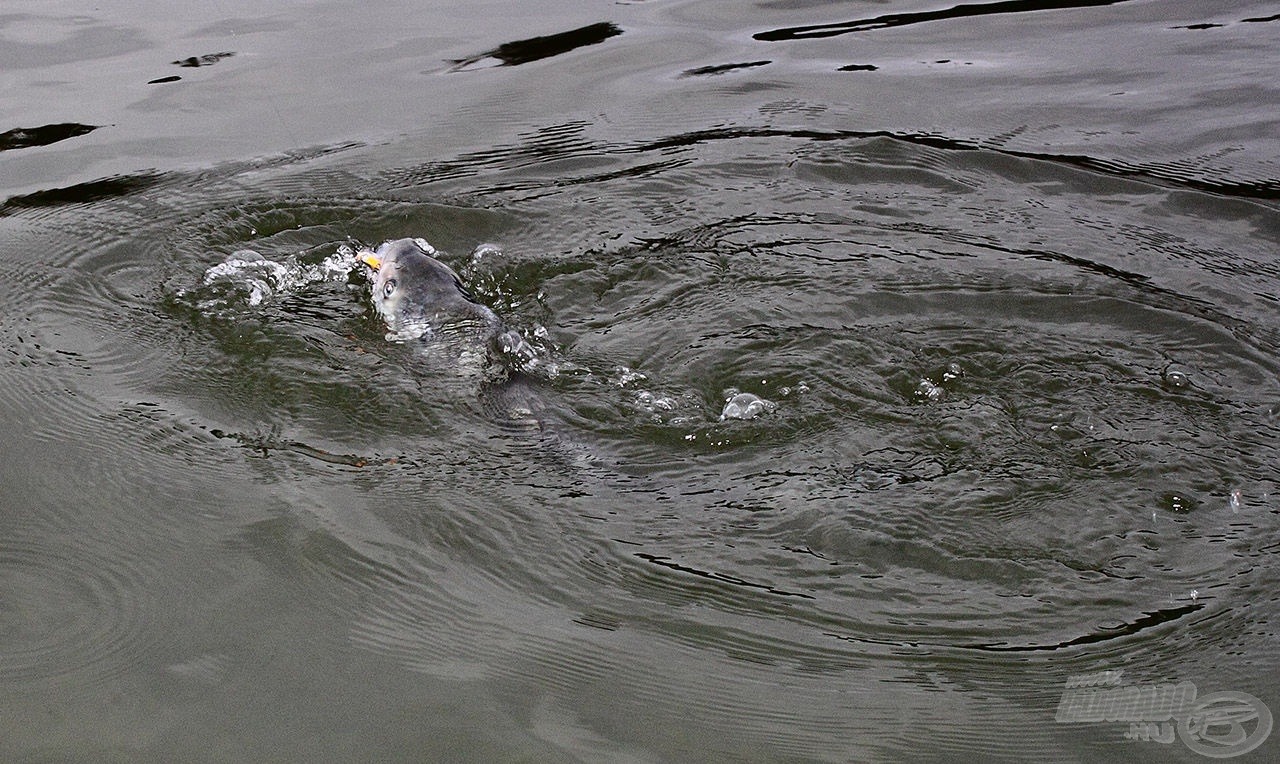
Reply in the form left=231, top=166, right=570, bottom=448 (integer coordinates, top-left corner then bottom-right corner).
left=383, top=278, right=398, bottom=297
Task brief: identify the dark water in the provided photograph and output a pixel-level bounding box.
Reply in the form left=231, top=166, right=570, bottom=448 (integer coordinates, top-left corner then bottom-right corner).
left=3, top=1, right=1279, bottom=761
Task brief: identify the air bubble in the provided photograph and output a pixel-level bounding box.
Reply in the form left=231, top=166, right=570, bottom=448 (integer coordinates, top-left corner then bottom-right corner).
left=1162, top=366, right=1191, bottom=389
left=720, top=392, right=775, bottom=421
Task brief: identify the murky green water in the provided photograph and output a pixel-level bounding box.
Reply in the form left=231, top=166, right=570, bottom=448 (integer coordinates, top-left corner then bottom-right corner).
left=2, top=1, right=1278, bottom=761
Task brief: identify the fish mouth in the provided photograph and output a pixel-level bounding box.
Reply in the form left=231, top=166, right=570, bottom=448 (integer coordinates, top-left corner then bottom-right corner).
left=358, top=250, right=382, bottom=271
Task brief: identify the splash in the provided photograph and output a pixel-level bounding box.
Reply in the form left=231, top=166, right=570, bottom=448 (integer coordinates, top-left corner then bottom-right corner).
left=179, top=244, right=362, bottom=313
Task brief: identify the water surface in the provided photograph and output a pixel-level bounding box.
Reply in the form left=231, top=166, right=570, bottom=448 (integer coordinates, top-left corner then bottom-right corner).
left=2, top=1, right=1278, bottom=761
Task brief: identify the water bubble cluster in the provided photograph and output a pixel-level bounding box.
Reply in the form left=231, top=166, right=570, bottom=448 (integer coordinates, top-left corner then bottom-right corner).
left=778, top=381, right=810, bottom=397
left=913, top=361, right=964, bottom=403
left=913, top=379, right=945, bottom=402
left=612, top=366, right=648, bottom=387
left=634, top=390, right=678, bottom=413
left=469, top=242, right=503, bottom=264
left=497, top=330, right=539, bottom=365
left=198, top=255, right=289, bottom=307
left=182, top=245, right=361, bottom=313
left=459, top=243, right=528, bottom=312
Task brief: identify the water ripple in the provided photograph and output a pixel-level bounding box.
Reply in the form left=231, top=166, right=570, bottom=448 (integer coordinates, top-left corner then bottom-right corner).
left=0, top=534, right=160, bottom=685
left=2, top=90, right=1277, bottom=758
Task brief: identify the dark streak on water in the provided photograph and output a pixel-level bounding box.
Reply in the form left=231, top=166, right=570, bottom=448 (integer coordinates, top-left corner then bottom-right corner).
left=682, top=60, right=773, bottom=77
left=173, top=51, right=235, bottom=68
left=0, top=123, right=98, bottom=152
left=632, top=126, right=1280, bottom=200
left=0, top=172, right=164, bottom=216
left=753, top=0, right=1131, bottom=40
left=635, top=552, right=818, bottom=599
left=450, top=22, right=623, bottom=71
left=964, top=604, right=1205, bottom=652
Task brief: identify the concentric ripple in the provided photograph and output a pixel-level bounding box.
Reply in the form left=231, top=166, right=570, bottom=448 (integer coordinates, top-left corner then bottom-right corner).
left=1, top=102, right=1277, bottom=760
left=0, top=534, right=160, bottom=685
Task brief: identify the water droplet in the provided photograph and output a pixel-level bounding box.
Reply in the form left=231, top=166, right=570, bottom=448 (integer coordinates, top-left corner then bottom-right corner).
left=942, top=362, right=963, bottom=382
left=1229, top=489, right=1242, bottom=513
left=1158, top=492, right=1199, bottom=513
